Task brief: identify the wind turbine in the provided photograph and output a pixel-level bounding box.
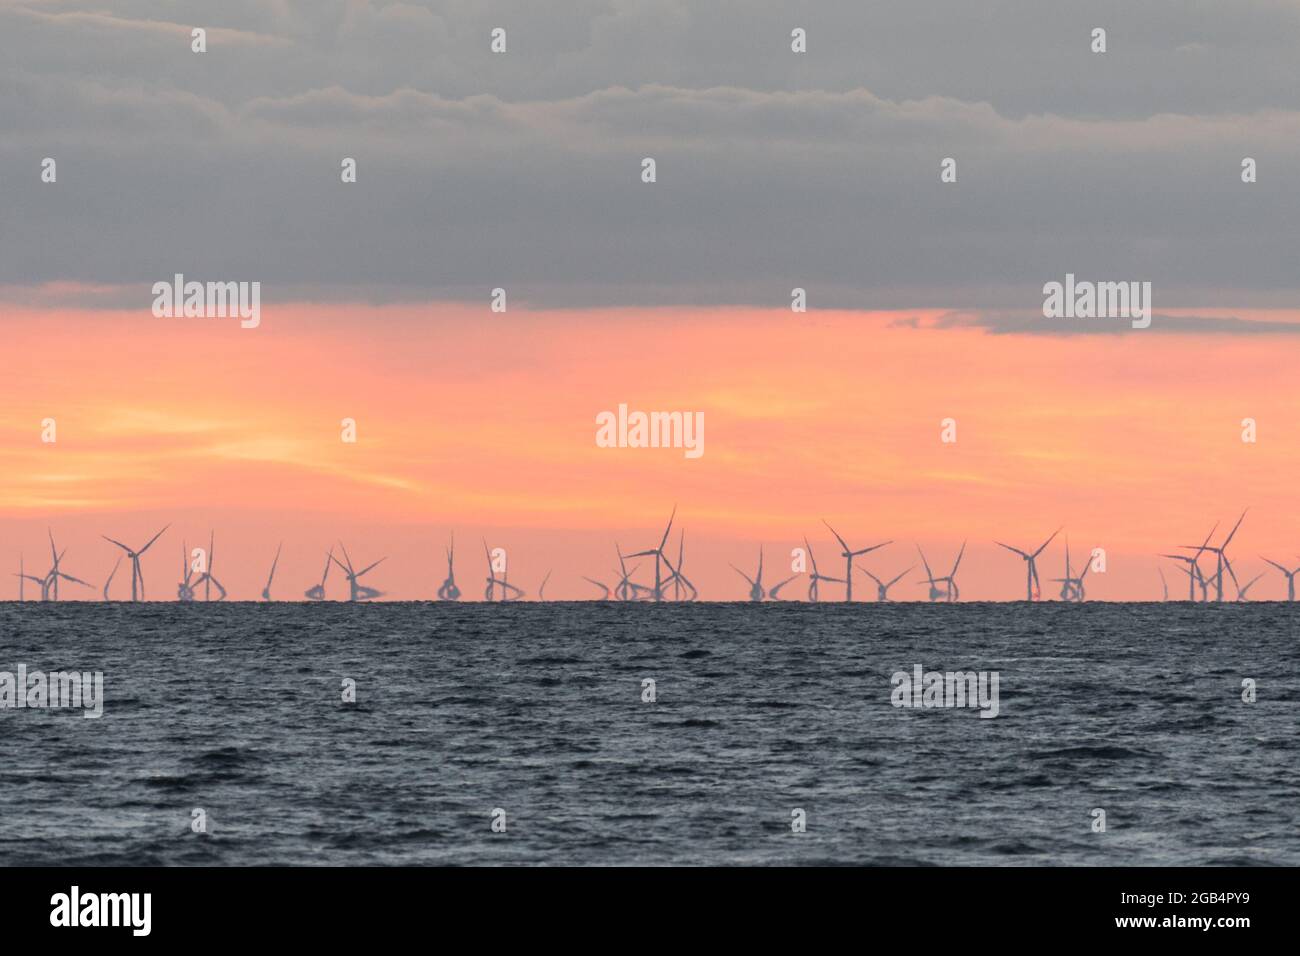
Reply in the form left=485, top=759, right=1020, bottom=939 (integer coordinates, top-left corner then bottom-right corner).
left=858, top=565, right=913, bottom=602
left=41, top=531, right=91, bottom=601
left=915, top=543, right=963, bottom=602
left=332, top=543, right=386, bottom=602
left=1052, top=539, right=1089, bottom=602
left=613, top=547, right=651, bottom=601
left=664, top=531, right=698, bottom=601
left=437, top=534, right=461, bottom=600
left=177, top=541, right=196, bottom=602
left=934, top=541, right=966, bottom=602
left=1157, top=567, right=1168, bottom=601
left=191, top=531, right=227, bottom=601
left=101, top=525, right=169, bottom=602
left=538, top=570, right=552, bottom=601
left=305, top=547, right=334, bottom=600
left=1180, top=510, right=1247, bottom=602
left=1261, top=557, right=1300, bottom=601
left=916, top=545, right=947, bottom=603
left=730, top=546, right=767, bottom=601
left=261, top=543, right=282, bottom=601
left=583, top=577, right=611, bottom=600
left=996, top=527, right=1061, bottom=601
left=1165, top=522, right=1217, bottom=601
left=482, top=540, right=522, bottom=602
left=803, top=537, right=844, bottom=603
left=627, top=507, right=677, bottom=601
left=822, top=520, right=890, bottom=602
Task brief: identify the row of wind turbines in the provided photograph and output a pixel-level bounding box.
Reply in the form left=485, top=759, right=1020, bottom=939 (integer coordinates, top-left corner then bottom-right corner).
left=9, top=507, right=1296, bottom=603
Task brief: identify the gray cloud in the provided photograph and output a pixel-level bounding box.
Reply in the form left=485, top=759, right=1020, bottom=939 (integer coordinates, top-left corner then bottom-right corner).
left=3, top=1, right=1299, bottom=311
left=922, top=311, right=1300, bottom=336
left=12, top=1, right=1300, bottom=116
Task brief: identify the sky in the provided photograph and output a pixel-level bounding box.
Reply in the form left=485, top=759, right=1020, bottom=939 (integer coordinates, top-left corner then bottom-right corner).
left=3, top=1, right=1300, bottom=599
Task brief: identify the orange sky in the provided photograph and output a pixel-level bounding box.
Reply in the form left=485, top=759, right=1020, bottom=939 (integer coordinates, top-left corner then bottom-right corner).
left=3, top=298, right=1299, bottom=600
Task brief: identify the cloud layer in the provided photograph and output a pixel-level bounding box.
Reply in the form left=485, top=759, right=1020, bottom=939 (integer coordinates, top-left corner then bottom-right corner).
left=4, top=1, right=1300, bottom=309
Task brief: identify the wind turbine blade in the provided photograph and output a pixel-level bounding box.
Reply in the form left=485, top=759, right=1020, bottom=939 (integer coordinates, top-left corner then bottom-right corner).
left=1222, top=555, right=1240, bottom=589
left=915, top=545, right=935, bottom=580
left=1221, top=509, right=1248, bottom=549
left=659, top=506, right=677, bottom=550
left=339, top=542, right=355, bottom=574
left=888, top=567, right=914, bottom=587
left=102, top=535, right=131, bottom=552
left=803, top=537, right=819, bottom=573
left=950, top=540, right=967, bottom=576
left=266, top=543, right=282, bottom=587
left=357, top=558, right=386, bottom=577
left=821, top=519, right=849, bottom=553
left=995, top=542, right=1028, bottom=558
left=1194, top=522, right=1219, bottom=555
left=139, top=524, right=170, bottom=554
left=1033, top=527, right=1063, bottom=557
left=730, top=564, right=755, bottom=585
left=851, top=540, right=891, bottom=557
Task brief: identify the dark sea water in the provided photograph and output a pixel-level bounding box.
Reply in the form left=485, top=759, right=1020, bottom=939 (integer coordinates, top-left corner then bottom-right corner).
left=0, top=602, right=1295, bottom=866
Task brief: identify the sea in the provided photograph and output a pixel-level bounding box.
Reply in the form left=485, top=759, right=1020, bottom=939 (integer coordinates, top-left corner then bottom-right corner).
left=0, top=601, right=1295, bottom=866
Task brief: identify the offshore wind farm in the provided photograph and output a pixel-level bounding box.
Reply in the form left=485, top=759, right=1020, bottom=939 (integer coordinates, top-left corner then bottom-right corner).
left=3, top=506, right=1293, bottom=603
